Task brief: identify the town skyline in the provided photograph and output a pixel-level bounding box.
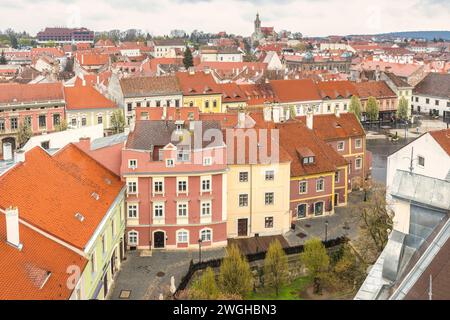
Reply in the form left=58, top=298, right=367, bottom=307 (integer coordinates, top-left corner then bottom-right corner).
left=1, top=0, right=450, bottom=37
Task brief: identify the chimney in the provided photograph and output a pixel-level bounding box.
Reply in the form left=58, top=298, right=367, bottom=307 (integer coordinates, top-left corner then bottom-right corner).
left=5, top=207, right=22, bottom=250
left=162, top=105, right=167, bottom=120
left=14, top=149, right=25, bottom=163
left=335, top=106, right=341, bottom=118
left=237, top=111, right=246, bottom=128
left=81, top=54, right=84, bottom=65
left=306, top=109, right=314, bottom=130
left=78, top=137, right=91, bottom=151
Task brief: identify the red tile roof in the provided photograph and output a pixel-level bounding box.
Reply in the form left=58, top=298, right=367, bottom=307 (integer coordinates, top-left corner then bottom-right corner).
left=316, top=80, right=358, bottom=99
left=0, top=210, right=87, bottom=300
left=31, top=47, right=65, bottom=58
left=0, top=82, right=64, bottom=104
left=75, top=52, right=110, bottom=66
left=0, top=146, right=124, bottom=250
left=64, top=83, right=117, bottom=110
left=270, top=79, right=322, bottom=102
left=276, top=121, right=347, bottom=177
left=297, top=113, right=365, bottom=141
left=219, top=82, right=247, bottom=103
left=430, top=129, right=450, bottom=156
left=353, top=81, right=397, bottom=99
left=238, top=83, right=276, bottom=105
left=199, top=113, right=239, bottom=128
left=176, top=71, right=222, bottom=96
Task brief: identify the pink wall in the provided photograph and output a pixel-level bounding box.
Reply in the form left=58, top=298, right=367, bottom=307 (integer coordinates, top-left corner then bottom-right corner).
left=1, top=107, right=65, bottom=134
left=76, top=139, right=123, bottom=176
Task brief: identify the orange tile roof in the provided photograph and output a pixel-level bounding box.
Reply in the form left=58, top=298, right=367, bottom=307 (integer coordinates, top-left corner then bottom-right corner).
left=219, top=82, right=247, bottom=103
left=199, top=113, right=239, bottom=128
left=238, top=83, right=276, bottom=105
left=176, top=71, right=222, bottom=96
left=75, top=52, right=110, bottom=66
left=31, top=47, right=65, bottom=58
left=430, top=129, right=450, bottom=156
left=0, top=82, right=64, bottom=104
left=270, top=79, right=322, bottom=102
left=276, top=121, right=347, bottom=177
left=64, top=83, right=117, bottom=110
left=316, top=80, right=358, bottom=99
left=296, top=113, right=365, bottom=141
left=0, top=211, right=87, bottom=300
left=353, top=81, right=396, bottom=99
left=0, top=146, right=124, bottom=250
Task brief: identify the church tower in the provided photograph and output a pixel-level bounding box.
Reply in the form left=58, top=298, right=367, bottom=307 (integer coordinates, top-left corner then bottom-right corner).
left=254, top=13, right=261, bottom=33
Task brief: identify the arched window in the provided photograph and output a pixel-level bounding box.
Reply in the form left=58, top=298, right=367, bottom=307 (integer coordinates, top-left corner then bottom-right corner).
left=200, top=229, right=212, bottom=242
left=177, top=230, right=189, bottom=243
left=128, top=231, right=138, bottom=246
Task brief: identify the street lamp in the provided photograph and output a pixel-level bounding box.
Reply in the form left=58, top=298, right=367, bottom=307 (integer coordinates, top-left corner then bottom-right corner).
left=325, top=220, right=329, bottom=242
left=198, top=238, right=203, bottom=263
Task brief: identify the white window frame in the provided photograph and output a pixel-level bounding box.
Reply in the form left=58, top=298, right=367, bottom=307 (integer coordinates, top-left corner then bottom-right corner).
left=201, top=201, right=212, bottom=216
left=203, top=157, right=212, bottom=166
left=200, top=228, right=212, bottom=242
left=127, top=203, right=138, bottom=219
left=355, top=157, right=363, bottom=170
left=201, top=176, right=212, bottom=193
left=314, top=201, right=325, bottom=216
left=166, top=158, right=175, bottom=168
left=176, top=229, right=189, bottom=244
left=153, top=177, right=164, bottom=195
left=337, top=141, right=345, bottom=151
left=177, top=177, right=188, bottom=195
left=239, top=171, right=249, bottom=182
left=316, top=178, right=325, bottom=192
left=128, top=159, right=137, bottom=169
left=177, top=202, right=189, bottom=217
left=153, top=202, right=165, bottom=218
left=265, top=192, right=274, bottom=205
left=239, top=194, right=249, bottom=207
left=265, top=170, right=275, bottom=181
left=127, top=179, right=138, bottom=195
left=355, top=138, right=362, bottom=149
left=299, top=181, right=308, bottom=194
left=128, top=230, right=138, bottom=246
left=417, top=155, right=425, bottom=168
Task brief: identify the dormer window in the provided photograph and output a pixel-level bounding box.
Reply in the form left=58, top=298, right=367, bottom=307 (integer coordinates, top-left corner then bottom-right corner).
left=128, top=159, right=137, bottom=169
left=302, top=156, right=315, bottom=165
left=166, top=159, right=175, bottom=168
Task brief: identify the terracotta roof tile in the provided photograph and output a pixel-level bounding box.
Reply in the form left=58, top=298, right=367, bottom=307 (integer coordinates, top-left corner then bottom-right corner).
left=430, top=129, right=450, bottom=156
left=353, top=81, right=396, bottom=99
left=64, top=83, right=117, bottom=110
left=176, top=71, right=222, bottom=96
left=270, top=79, right=322, bottom=102
left=0, top=82, right=64, bottom=104
left=120, top=75, right=182, bottom=97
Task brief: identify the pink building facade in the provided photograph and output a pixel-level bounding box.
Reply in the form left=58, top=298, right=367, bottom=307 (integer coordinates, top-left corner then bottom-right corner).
left=121, top=120, right=228, bottom=250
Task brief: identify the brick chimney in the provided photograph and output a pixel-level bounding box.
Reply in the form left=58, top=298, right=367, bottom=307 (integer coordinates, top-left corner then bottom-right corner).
left=5, top=207, right=22, bottom=250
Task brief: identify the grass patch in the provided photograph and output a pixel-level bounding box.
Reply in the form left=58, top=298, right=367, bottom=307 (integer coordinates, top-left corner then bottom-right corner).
left=247, top=276, right=313, bottom=300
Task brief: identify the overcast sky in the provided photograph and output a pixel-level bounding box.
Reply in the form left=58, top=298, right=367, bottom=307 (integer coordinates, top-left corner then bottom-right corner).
left=1, top=0, right=449, bottom=37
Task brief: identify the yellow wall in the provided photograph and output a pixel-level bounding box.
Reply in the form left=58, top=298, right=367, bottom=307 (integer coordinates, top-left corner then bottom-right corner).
left=183, top=94, right=223, bottom=113
left=66, top=108, right=118, bottom=130
left=223, top=101, right=247, bottom=111
left=227, top=162, right=291, bottom=238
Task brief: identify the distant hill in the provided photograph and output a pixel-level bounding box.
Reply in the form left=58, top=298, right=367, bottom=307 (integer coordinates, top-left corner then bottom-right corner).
left=347, top=31, right=450, bottom=41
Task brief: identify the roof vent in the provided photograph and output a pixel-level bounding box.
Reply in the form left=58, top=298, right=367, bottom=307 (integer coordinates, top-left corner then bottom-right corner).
left=91, top=192, right=100, bottom=200
left=75, top=213, right=85, bottom=222
left=104, top=178, right=112, bottom=185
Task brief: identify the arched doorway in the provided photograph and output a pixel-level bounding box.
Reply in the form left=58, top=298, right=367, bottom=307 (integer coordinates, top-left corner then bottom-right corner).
left=153, top=231, right=165, bottom=249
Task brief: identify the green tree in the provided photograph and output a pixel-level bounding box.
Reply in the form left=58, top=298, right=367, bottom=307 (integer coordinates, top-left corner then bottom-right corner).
left=366, top=96, right=379, bottom=121
left=17, top=122, right=32, bottom=147
left=55, top=119, right=68, bottom=132
left=189, top=267, right=220, bottom=300
left=183, top=46, right=194, bottom=69
left=397, top=96, right=409, bottom=120
left=349, top=95, right=362, bottom=120
left=218, top=244, right=253, bottom=298
left=110, top=110, right=126, bottom=134
left=263, top=240, right=289, bottom=296
left=332, top=244, right=366, bottom=291
left=0, top=51, right=6, bottom=65
left=9, top=34, right=18, bottom=49
left=300, top=238, right=330, bottom=294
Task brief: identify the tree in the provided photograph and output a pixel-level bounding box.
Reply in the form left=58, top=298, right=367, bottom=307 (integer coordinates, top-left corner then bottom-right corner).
left=0, top=50, right=6, bottom=65
left=353, top=184, right=393, bottom=263
left=300, top=238, right=330, bottom=294
left=110, top=110, right=125, bottom=134
left=397, top=96, right=409, bottom=121
left=188, top=267, right=220, bottom=300
left=366, top=96, right=379, bottom=122
left=9, top=34, right=18, bottom=49
left=55, top=119, right=68, bottom=132
left=332, top=244, right=367, bottom=291
left=349, top=95, right=362, bottom=120
left=263, top=240, right=289, bottom=296
left=183, top=46, right=194, bottom=70
left=17, top=122, right=32, bottom=147
left=218, top=244, right=253, bottom=298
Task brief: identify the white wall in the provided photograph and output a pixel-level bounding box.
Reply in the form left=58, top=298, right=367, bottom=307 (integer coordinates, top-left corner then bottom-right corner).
left=412, top=94, right=449, bottom=116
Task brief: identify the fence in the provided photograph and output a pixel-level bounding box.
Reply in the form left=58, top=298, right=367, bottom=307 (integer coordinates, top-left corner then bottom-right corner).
left=175, top=236, right=348, bottom=295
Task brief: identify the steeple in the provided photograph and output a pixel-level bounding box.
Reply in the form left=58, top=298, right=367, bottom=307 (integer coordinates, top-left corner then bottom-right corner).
left=254, top=13, right=261, bottom=32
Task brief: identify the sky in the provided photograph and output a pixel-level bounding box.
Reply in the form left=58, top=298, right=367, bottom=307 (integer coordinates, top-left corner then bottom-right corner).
left=0, top=0, right=449, bottom=37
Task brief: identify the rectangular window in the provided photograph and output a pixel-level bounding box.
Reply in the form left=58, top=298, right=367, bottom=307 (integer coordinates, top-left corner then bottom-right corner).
left=178, top=180, right=187, bottom=193
left=355, top=158, right=362, bottom=170
left=203, top=157, right=212, bottom=166
left=128, top=159, right=137, bottom=169
left=265, top=170, right=275, bottom=181
left=153, top=180, right=164, bottom=193
left=299, top=181, right=307, bottom=194
left=177, top=203, right=188, bottom=217
left=53, top=114, right=60, bottom=126
left=127, top=181, right=137, bottom=194
left=127, top=103, right=132, bottom=111
left=201, top=202, right=211, bottom=216
left=153, top=203, right=164, bottom=217
left=177, top=150, right=190, bottom=162
left=201, top=177, right=211, bottom=192
left=175, top=99, right=180, bottom=108
left=265, top=192, right=274, bottom=205
left=97, top=115, right=103, bottom=124
left=177, top=231, right=188, bottom=243
left=156, top=100, right=161, bottom=107
left=355, top=138, right=362, bottom=149
left=337, top=141, right=345, bottom=151
left=166, top=159, right=175, bottom=167
left=335, top=171, right=340, bottom=183
left=239, top=172, right=248, bottom=182
left=71, top=118, right=77, bottom=127
left=127, top=204, right=138, bottom=218
left=11, top=117, right=18, bottom=130
left=418, top=156, right=425, bottom=167
left=239, top=194, right=248, bottom=207
left=0, top=119, right=5, bottom=131
left=265, top=217, right=274, bottom=228
left=316, top=179, right=324, bottom=192
left=81, top=117, right=87, bottom=126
